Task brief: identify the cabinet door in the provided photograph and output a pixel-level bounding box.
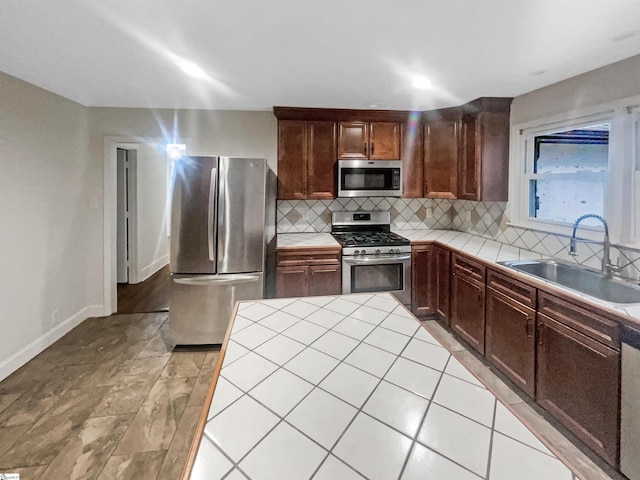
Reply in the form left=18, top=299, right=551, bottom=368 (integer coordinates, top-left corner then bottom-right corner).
left=486, top=288, right=536, bottom=397
left=424, top=120, right=458, bottom=198
left=307, top=121, right=337, bottom=199
left=450, top=271, right=485, bottom=354
left=338, top=122, right=368, bottom=159
left=411, top=245, right=434, bottom=317
left=536, top=314, right=620, bottom=466
left=276, top=266, right=309, bottom=298
left=277, top=120, right=307, bottom=199
left=309, top=265, right=341, bottom=296
left=401, top=122, right=424, bottom=197
left=369, top=122, right=400, bottom=160
left=434, top=246, right=450, bottom=324
left=458, top=115, right=480, bottom=200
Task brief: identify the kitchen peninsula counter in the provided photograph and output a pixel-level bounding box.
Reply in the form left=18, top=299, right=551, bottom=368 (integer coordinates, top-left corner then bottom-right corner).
left=185, top=293, right=582, bottom=480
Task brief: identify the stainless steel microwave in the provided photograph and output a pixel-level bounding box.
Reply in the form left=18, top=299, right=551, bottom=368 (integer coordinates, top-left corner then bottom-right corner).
left=337, top=160, right=403, bottom=197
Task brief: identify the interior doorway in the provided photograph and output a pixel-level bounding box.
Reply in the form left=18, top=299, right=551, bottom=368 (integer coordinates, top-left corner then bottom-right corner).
left=116, top=147, right=133, bottom=284
left=104, top=137, right=173, bottom=315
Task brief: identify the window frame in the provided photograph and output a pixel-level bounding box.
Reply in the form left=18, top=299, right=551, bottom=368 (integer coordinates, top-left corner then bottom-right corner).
left=509, top=95, right=640, bottom=247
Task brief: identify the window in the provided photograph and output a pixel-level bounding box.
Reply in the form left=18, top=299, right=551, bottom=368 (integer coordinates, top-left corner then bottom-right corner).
left=511, top=96, right=640, bottom=247
left=526, top=123, right=610, bottom=226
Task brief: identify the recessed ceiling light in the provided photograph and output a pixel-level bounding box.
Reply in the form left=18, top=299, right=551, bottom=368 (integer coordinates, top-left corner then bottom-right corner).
left=528, top=70, right=548, bottom=76
left=170, top=54, right=209, bottom=80
left=369, top=103, right=384, bottom=108
left=412, top=75, right=432, bottom=90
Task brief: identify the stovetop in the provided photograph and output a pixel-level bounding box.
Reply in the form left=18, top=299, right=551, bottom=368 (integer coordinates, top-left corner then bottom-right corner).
left=332, top=231, right=411, bottom=248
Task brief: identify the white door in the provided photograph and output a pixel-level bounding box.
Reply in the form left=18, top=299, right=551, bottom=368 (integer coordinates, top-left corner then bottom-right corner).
left=116, top=148, right=129, bottom=283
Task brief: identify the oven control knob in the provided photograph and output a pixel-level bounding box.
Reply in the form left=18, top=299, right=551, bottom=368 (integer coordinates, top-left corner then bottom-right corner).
left=389, top=248, right=396, bottom=253
left=375, top=249, right=381, bottom=254
left=361, top=250, right=367, bottom=255
left=354, top=250, right=360, bottom=255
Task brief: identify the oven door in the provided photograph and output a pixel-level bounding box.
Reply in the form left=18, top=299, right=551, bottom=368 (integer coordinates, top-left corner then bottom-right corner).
left=338, top=160, right=402, bottom=197
left=342, top=253, right=411, bottom=305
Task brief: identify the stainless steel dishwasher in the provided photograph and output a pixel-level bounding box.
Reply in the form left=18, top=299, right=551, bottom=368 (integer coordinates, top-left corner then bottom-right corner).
left=621, top=325, right=640, bottom=480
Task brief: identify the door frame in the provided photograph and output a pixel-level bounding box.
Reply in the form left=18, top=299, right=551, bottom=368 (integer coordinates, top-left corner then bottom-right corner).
left=104, top=138, right=141, bottom=314
left=103, top=136, right=187, bottom=315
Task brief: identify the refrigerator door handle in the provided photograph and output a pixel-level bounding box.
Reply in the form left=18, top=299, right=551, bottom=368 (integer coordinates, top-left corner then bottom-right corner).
left=207, top=168, right=217, bottom=262
left=173, top=274, right=261, bottom=286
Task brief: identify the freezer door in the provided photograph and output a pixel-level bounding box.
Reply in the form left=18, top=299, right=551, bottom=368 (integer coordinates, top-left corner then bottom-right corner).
left=217, top=157, right=267, bottom=274
left=169, top=273, right=263, bottom=345
left=170, top=156, right=219, bottom=274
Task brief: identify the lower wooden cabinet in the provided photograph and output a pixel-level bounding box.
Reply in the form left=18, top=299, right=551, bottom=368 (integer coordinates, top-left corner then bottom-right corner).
left=486, top=287, right=536, bottom=397
left=450, top=253, right=486, bottom=354
left=411, top=244, right=434, bottom=317
left=276, top=248, right=341, bottom=298
left=536, top=313, right=620, bottom=466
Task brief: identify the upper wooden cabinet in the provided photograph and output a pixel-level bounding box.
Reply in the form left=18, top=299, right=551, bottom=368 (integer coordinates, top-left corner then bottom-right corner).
left=424, top=119, right=458, bottom=198
left=338, top=121, right=400, bottom=160
left=458, top=109, right=510, bottom=201
left=400, top=122, right=424, bottom=197
left=277, top=120, right=336, bottom=200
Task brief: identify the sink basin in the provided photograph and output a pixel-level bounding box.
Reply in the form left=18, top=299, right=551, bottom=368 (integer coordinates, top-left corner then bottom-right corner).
left=498, top=260, right=640, bottom=306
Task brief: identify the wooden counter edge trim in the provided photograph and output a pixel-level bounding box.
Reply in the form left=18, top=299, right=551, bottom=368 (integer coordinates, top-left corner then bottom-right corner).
left=180, top=301, right=241, bottom=480
left=393, top=299, right=586, bottom=480
left=276, top=244, right=342, bottom=251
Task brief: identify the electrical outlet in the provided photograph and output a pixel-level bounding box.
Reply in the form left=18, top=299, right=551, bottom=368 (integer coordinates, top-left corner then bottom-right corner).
left=426, top=207, right=433, bottom=218
left=51, top=309, right=60, bottom=326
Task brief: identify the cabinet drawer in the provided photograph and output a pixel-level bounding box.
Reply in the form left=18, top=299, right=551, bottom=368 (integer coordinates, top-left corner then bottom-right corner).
left=452, top=253, right=486, bottom=283
left=488, top=269, right=536, bottom=309
left=276, top=249, right=341, bottom=267
left=538, top=291, right=620, bottom=350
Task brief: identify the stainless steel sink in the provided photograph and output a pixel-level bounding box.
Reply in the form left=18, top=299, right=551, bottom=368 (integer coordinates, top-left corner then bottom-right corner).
left=498, top=259, right=640, bottom=306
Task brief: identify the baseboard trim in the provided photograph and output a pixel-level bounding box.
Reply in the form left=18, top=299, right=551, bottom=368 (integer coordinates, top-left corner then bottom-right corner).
left=138, top=255, right=169, bottom=283
left=0, top=304, right=105, bottom=382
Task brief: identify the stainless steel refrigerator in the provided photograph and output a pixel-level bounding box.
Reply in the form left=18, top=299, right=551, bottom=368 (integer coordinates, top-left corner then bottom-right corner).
left=169, top=156, right=270, bottom=345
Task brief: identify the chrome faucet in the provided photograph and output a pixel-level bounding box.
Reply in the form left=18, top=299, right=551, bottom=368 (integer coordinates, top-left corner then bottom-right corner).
left=569, top=214, right=621, bottom=278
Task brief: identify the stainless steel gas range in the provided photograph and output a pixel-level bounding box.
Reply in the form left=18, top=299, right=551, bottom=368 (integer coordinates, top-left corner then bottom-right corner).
left=331, top=211, right=411, bottom=305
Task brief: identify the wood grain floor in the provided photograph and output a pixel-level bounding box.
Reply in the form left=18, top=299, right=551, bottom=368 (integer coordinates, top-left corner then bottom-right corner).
left=0, top=312, right=219, bottom=480
left=117, top=266, right=170, bottom=314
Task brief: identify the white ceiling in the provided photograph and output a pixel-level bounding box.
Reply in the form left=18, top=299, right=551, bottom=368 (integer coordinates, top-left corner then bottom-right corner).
left=2, top=0, right=640, bottom=111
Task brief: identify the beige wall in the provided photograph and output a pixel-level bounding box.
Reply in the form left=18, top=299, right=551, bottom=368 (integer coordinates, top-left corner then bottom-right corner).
left=0, top=72, right=96, bottom=379
left=511, top=54, right=640, bottom=124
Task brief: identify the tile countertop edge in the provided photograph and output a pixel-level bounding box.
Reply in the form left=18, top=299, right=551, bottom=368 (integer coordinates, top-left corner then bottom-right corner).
left=275, top=229, right=640, bottom=329
left=392, top=228, right=640, bottom=330
left=183, top=294, right=587, bottom=480
left=180, top=301, right=241, bottom=480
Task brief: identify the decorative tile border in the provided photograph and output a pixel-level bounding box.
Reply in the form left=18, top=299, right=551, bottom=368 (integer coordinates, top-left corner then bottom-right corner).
left=276, top=198, right=640, bottom=280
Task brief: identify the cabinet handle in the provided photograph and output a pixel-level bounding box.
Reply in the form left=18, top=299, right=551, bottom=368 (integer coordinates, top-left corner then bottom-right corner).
left=526, top=316, right=533, bottom=339
left=371, top=142, right=375, bottom=155
left=364, top=142, right=367, bottom=156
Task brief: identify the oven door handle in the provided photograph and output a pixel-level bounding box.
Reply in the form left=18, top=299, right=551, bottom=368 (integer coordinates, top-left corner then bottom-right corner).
left=343, top=254, right=411, bottom=265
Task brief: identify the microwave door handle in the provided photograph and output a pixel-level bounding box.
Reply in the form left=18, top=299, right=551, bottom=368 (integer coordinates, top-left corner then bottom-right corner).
left=344, top=254, right=411, bottom=265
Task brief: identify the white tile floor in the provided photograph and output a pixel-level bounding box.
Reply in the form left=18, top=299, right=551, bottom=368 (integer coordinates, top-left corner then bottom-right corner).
left=191, top=293, right=581, bottom=480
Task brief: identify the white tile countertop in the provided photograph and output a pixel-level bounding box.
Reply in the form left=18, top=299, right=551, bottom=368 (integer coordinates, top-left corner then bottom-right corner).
left=188, top=293, right=583, bottom=480
left=277, top=233, right=341, bottom=249
left=393, top=229, right=640, bottom=329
